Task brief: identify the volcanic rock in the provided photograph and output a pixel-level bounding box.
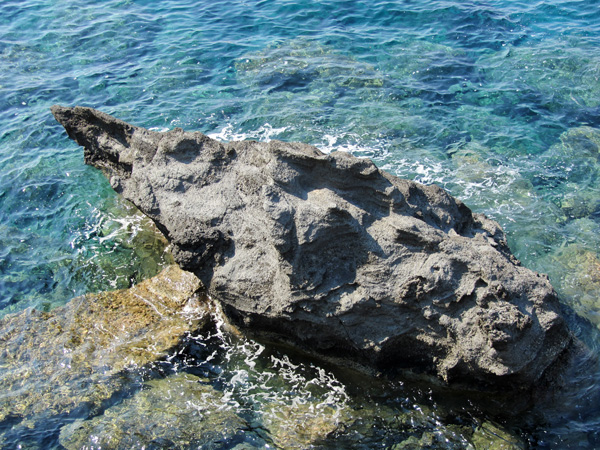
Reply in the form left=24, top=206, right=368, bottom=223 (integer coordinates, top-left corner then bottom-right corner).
left=51, top=105, right=572, bottom=391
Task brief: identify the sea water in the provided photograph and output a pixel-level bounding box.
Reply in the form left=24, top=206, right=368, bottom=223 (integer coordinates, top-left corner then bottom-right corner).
left=1, top=0, right=599, bottom=448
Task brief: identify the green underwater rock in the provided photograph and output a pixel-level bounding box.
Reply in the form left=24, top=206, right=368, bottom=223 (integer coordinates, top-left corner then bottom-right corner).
left=448, top=139, right=535, bottom=205
left=470, top=421, right=525, bottom=450
left=381, top=39, right=471, bottom=92
left=0, top=265, right=207, bottom=431
left=236, top=37, right=384, bottom=93
left=541, top=126, right=600, bottom=222
left=553, top=126, right=600, bottom=159
left=59, top=372, right=249, bottom=450
left=71, top=195, right=175, bottom=294
left=479, top=40, right=600, bottom=109
left=261, top=400, right=350, bottom=449
left=543, top=242, right=600, bottom=328
left=233, top=37, right=388, bottom=144
left=324, top=392, right=526, bottom=450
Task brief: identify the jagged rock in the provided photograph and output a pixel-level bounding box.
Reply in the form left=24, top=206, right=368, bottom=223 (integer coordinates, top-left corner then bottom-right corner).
left=51, top=105, right=572, bottom=392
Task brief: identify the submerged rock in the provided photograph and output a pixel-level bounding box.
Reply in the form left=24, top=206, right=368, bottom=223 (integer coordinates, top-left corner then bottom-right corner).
left=52, top=105, right=572, bottom=392
left=544, top=242, right=600, bottom=328
left=479, top=41, right=600, bottom=110
left=261, top=398, right=350, bottom=449
left=539, top=126, right=600, bottom=222
left=59, top=372, right=249, bottom=450
left=469, top=421, right=525, bottom=450
left=236, top=37, right=384, bottom=92
left=0, top=265, right=207, bottom=430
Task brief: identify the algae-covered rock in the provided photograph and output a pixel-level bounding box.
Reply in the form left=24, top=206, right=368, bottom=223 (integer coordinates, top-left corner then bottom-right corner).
left=538, top=126, right=600, bottom=221
left=261, top=399, right=350, bottom=449
left=479, top=41, right=600, bottom=109
left=470, top=421, right=525, bottom=450
left=59, top=372, right=248, bottom=450
left=542, top=243, right=600, bottom=328
left=382, top=39, right=476, bottom=95
left=553, top=126, right=600, bottom=159
left=236, top=38, right=384, bottom=93
left=0, top=265, right=207, bottom=428
left=448, top=140, right=536, bottom=209
left=387, top=415, right=524, bottom=449
left=391, top=432, right=464, bottom=450
left=217, top=346, right=352, bottom=449
left=449, top=141, right=495, bottom=183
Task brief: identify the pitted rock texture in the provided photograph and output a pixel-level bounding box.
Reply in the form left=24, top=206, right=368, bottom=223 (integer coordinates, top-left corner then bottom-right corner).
left=52, top=105, right=572, bottom=391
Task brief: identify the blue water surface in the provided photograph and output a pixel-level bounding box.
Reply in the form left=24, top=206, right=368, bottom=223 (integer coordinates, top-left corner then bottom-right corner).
left=1, top=0, right=600, bottom=448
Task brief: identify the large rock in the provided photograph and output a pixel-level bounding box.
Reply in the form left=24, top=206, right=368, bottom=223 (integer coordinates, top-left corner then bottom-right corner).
left=51, top=105, right=572, bottom=391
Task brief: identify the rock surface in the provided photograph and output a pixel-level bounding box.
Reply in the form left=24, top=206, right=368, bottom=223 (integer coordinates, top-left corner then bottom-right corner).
left=52, top=105, right=572, bottom=391
left=0, top=265, right=207, bottom=432
left=59, top=372, right=249, bottom=450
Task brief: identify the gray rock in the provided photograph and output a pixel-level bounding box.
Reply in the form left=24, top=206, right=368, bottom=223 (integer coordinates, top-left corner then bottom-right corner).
left=51, top=105, right=572, bottom=392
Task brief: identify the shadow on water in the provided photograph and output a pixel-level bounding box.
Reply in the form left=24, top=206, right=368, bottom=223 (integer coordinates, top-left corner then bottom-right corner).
left=519, top=304, right=600, bottom=448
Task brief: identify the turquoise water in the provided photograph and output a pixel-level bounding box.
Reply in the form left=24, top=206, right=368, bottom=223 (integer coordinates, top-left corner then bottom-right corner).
left=1, top=0, right=600, bottom=448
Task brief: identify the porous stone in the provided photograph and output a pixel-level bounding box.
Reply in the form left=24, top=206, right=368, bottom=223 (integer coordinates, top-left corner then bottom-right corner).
left=51, top=105, right=573, bottom=392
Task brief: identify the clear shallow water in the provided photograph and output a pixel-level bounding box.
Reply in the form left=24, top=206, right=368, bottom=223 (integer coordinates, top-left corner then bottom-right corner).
left=1, top=0, right=600, bottom=448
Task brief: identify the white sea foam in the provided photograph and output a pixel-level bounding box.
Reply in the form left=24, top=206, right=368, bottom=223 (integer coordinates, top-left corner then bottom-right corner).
left=208, top=123, right=288, bottom=142
left=185, top=298, right=350, bottom=428
left=314, top=131, right=388, bottom=159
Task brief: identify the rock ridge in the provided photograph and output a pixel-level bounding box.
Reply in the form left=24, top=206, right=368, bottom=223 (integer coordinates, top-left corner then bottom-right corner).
left=51, top=105, right=572, bottom=391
